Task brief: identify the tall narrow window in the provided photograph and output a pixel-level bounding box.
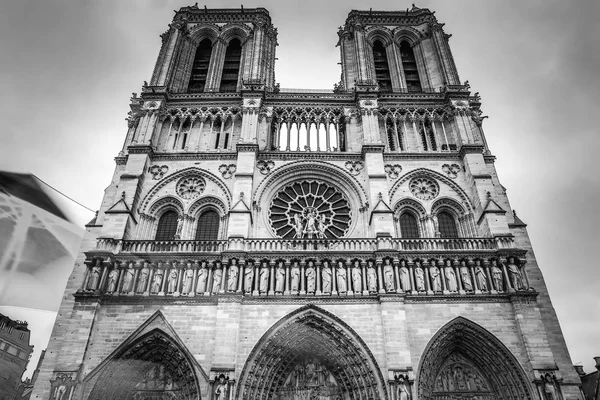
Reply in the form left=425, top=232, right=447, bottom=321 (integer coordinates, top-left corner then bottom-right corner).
left=386, top=118, right=396, bottom=151
left=438, top=211, right=458, bottom=238
left=373, top=41, right=392, bottom=92
left=400, top=41, right=422, bottom=92
left=400, top=212, right=420, bottom=238
left=195, top=210, right=220, bottom=240
left=155, top=211, right=179, bottom=240
left=189, top=39, right=212, bottom=92
left=220, top=39, right=241, bottom=92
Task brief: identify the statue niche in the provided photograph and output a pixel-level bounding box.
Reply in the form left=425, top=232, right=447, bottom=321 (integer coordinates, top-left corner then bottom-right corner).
left=276, top=357, right=343, bottom=400
left=432, top=353, right=495, bottom=400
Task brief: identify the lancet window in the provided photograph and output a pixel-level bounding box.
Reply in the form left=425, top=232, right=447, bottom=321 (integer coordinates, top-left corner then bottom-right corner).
left=195, top=210, right=220, bottom=240
left=188, top=39, right=212, bottom=93
left=399, top=212, right=420, bottom=238
left=219, top=38, right=242, bottom=92
left=400, top=41, right=422, bottom=92
left=373, top=40, right=392, bottom=93
left=271, top=107, right=345, bottom=152
left=155, top=211, right=179, bottom=241
left=438, top=211, right=459, bottom=238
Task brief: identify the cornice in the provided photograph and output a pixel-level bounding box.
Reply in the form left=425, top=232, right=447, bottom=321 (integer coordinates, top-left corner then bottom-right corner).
left=151, top=152, right=237, bottom=162
left=257, top=151, right=362, bottom=161
left=383, top=152, right=461, bottom=161
left=458, top=144, right=484, bottom=158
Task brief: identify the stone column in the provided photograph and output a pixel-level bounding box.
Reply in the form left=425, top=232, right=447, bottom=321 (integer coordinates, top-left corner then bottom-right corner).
left=299, top=261, right=306, bottom=295
left=484, top=260, right=496, bottom=294
left=252, top=261, right=260, bottom=296
left=284, top=261, right=291, bottom=296
left=316, top=261, right=322, bottom=295
left=268, top=260, right=276, bottom=296
left=236, top=260, right=245, bottom=293
left=408, top=261, right=417, bottom=295
left=377, top=260, right=385, bottom=294
left=346, top=260, right=353, bottom=296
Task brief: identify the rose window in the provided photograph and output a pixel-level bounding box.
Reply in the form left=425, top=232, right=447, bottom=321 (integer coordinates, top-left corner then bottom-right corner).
left=176, top=176, right=206, bottom=200
left=269, top=181, right=351, bottom=239
left=409, top=177, right=439, bottom=200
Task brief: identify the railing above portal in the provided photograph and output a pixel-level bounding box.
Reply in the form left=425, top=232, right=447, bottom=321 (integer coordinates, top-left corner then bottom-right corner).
left=94, top=236, right=515, bottom=255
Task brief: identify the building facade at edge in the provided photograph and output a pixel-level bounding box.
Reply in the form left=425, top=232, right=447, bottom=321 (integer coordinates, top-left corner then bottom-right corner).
left=0, top=313, right=33, bottom=399
left=32, top=5, right=581, bottom=400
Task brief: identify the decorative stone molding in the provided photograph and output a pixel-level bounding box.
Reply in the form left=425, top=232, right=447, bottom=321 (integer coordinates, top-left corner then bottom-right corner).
left=218, top=164, right=236, bottom=179
left=176, top=175, right=206, bottom=200
left=409, top=177, right=439, bottom=200
left=257, top=160, right=275, bottom=175
left=344, top=160, right=364, bottom=176
left=148, top=165, right=169, bottom=180
left=384, top=164, right=402, bottom=179
left=442, top=163, right=461, bottom=179
left=49, top=372, right=77, bottom=400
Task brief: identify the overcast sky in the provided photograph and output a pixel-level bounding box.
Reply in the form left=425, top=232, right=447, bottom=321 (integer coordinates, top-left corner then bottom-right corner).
left=0, top=0, right=598, bottom=379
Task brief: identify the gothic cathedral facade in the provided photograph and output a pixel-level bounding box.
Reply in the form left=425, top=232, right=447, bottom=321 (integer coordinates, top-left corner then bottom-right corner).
left=33, top=6, right=581, bottom=400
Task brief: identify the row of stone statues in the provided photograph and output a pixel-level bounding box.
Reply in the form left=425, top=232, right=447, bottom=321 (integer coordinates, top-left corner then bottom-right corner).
left=81, top=256, right=530, bottom=296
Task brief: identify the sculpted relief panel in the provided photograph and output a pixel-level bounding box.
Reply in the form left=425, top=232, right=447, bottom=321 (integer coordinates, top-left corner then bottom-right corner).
left=433, top=354, right=495, bottom=400
left=277, top=358, right=343, bottom=400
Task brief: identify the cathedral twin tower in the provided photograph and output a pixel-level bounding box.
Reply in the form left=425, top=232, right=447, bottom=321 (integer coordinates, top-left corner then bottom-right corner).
left=34, top=5, right=580, bottom=400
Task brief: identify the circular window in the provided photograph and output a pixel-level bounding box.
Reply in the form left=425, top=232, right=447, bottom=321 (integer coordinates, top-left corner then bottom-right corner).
left=409, top=177, right=439, bottom=200
left=269, top=180, right=351, bottom=239
left=176, top=176, right=206, bottom=200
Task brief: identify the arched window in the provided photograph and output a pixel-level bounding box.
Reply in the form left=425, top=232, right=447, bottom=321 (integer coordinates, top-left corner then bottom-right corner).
left=400, top=41, right=422, bottom=92
left=220, top=39, right=242, bottom=92
left=400, top=212, right=420, bottom=238
left=438, top=211, right=458, bottom=238
left=195, top=210, right=220, bottom=240
left=155, top=210, right=179, bottom=241
left=188, top=39, right=212, bottom=92
left=372, top=40, right=392, bottom=92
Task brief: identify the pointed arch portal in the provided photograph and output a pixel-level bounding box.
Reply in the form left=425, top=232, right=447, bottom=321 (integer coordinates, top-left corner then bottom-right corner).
left=417, top=317, right=534, bottom=400
left=237, top=305, right=388, bottom=400
left=87, top=329, right=201, bottom=400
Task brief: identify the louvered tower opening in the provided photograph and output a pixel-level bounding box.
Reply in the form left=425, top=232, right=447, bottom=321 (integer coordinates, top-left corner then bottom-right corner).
left=400, top=41, right=422, bottom=92
left=188, top=39, right=212, bottom=93
left=373, top=40, right=392, bottom=93
left=220, top=39, right=242, bottom=92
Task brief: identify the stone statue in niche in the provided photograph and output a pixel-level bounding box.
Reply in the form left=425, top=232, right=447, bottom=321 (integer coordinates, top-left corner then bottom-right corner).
left=290, top=261, right=300, bottom=291
left=275, top=261, right=285, bottom=293
left=414, top=262, right=425, bottom=291
left=227, top=259, right=238, bottom=292
left=167, top=268, right=178, bottom=293
left=244, top=262, right=254, bottom=293
left=322, top=261, right=332, bottom=293
left=351, top=260, right=362, bottom=292
left=430, top=264, right=442, bottom=292
left=136, top=263, right=150, bottom=293
left=175, top=215, right=184, bottom=239
left=475, top=260, right=488, bottom=291
left=212, top=264, right=222, bottom=293
left=87, top=259, right=101, bottom=290
left=491, top=260, right=504, bottom=291
left=214, top=374, right=228, bottom=400
left=182, top=265, right=194, bottom=294
left=49, top=373, right=76, bottom=400
left=293, top=213, right=304, bottom=239
left=507, top=257, right=524, bottom=290
left=541, top=373, right=560, bottom=400
left=399, top=260, right=411, bottom=292
left=445, top=261, right=458, bottom=291
left=383, top=258, right=395, bottom=292
left=304, top=210, right=318, bottom=239
left=460, top=261, right=473, bottom=291
left=395, top=374, right=411, bottom=400
left=317, top=215, right=327, bottom=239
left=107, top=268, right=119, bottom=293
left=260, top=261, right=270, bottom=293
left=122, top=265, right=135, bottom=293
left=151, top=268, right=164, bottom=294
left=367, top=261, right=377, bottom=293
left=196, top=262, right=208, bottom=293
left=306, top=261, right=316, bottom=293
left=336, top=261, right=347, bottom=293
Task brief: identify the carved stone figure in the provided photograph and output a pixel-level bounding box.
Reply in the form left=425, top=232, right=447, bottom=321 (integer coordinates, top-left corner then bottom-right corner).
left=304, top=210, right=318, bottom=239
left=399, top=261, right=411, bottom=291
left=367, top=261, right=377, bottom=293
left=175, top=215, right=184, bottom=238
left=430, top=264, right=442, bottom=291
left=107, top=268, right=119, bottom=293
left=460, top=261, right=473, bottom=291
left=475, top=261, right=488, bottom=291
left=182, top=266, right=194, bottom=294
left=212, top=265, right=222, bottom=293
left=87, top=260, right=101, bottom=290
left=337, top=261, right=347, bottom=292
left=244, top=263, right=254, bottom=293
left=491, top=260, right=504, bottom=291
left=275, top=261, right=285, bottom=292
left=397, top=376, right=411, bottom=400
left=151, top=268, right=163, bottom=294
left=507, top=257, right=523, bottom=290
left=542, top=374, right=558, bottom=400
left=317, top=215, right=327, bottom=238
left=445, top=262, right=458, bottom=291
left=415, top=262, right=425, bottom=291
left=214, top=374, right=228, bottom=400
left=351, top=261, right=362, bottom=292
left=322, top=261, right=332, bottom=293
left=122, top=266, right=135, bottom=293
left=167, top=268, right=178, bottom=293
left=260, top=261, right=270, bottom=293
left=136, top=263, right=150, bottom=293
left=383, top=259, right=395, bottom=291
left=306, top=261, right=316, bottom=293
left=196, top=263, right=208, bottom=293
left=227, top=259, right=238, bottom=291
left=290, top=261, right=300, bottom=291
left=293, top=213, right=304, bottom=238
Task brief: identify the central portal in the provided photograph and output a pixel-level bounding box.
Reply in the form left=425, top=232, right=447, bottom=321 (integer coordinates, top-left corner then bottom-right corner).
left=237, top=305, right=388, bottom=400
